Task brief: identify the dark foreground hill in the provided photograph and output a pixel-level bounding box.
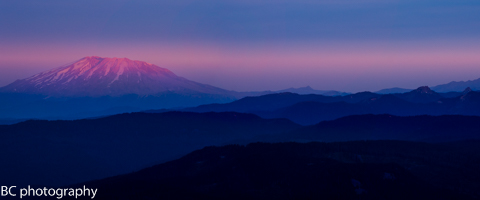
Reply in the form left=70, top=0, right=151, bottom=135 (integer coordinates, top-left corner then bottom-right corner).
left=3, top=112, right=480, bottom=188
left=70, top=141, right=480, bottom=200
left=0, top=112, right=300, bottom=186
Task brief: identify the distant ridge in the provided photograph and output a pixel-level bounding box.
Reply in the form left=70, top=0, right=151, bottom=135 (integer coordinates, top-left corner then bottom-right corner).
left=184, top=86, right=479, bottom=125
left=376, top=77, right=480, bottom=93
left=276, top=86, right=349, bottom=96
left=432, top=78, right=480, bottom=92
left=375, top=87, right=413, bottom=94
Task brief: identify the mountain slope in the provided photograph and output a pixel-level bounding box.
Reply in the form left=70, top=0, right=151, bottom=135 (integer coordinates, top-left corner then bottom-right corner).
left=0, top=112, right=300, bottom=186
left=0, top=56, right=231, bottom=97
left=278, top=114, right=480, bottom=143
left=77, top=141, right=479, bottom=199
left=392, top=86, right=445, bottom=103
left=375, top=87, right=413, bottom=94
left=0, top=92, right=235, bottom=119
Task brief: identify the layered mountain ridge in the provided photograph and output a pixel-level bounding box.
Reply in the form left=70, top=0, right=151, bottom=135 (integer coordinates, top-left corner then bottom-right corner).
left=432, top=78, right=480, bottom=92
left=183, top=86, right=480, bottom=125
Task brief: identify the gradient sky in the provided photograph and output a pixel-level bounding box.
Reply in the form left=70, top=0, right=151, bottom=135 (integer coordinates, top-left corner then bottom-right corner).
left=1, top=0, right=480, bottom=92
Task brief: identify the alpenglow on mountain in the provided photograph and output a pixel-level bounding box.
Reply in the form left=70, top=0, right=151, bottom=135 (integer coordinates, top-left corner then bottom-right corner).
left=0, top=56, right=231, bottom=97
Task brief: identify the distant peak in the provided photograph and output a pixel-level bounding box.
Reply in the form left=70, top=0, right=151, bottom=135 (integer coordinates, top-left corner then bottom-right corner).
left=295, top=86, right=314, bottom=90
left=463, top=87, right=472, bottom=94
left=413, top=86, right=433, bottom=94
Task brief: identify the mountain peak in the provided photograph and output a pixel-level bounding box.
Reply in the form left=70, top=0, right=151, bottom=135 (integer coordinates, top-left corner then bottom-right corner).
left=80, top=56, right=149, bottom=66
left=84, top=56, right=101, bottom=59
left=463, top=87, right=473, bottom=94
left=413, top=86, right=434, bottom=94
left=0, top=56, right=228, bottom=97
left=304, top=86, right=313, bottom=89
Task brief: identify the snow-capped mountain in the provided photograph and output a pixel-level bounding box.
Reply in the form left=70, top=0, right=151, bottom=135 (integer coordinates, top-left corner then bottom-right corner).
left=0, top=56, right=231, bottom=97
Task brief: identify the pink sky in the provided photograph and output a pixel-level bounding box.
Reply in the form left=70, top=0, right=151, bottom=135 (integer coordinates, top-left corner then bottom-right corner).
left=2, top=0, right=480, bottom=92
left=1, top=39, right=480, bottom=92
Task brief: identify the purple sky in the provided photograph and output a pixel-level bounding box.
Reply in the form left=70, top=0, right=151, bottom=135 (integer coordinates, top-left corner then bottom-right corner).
left=1, top=0, right=480, bottom=92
